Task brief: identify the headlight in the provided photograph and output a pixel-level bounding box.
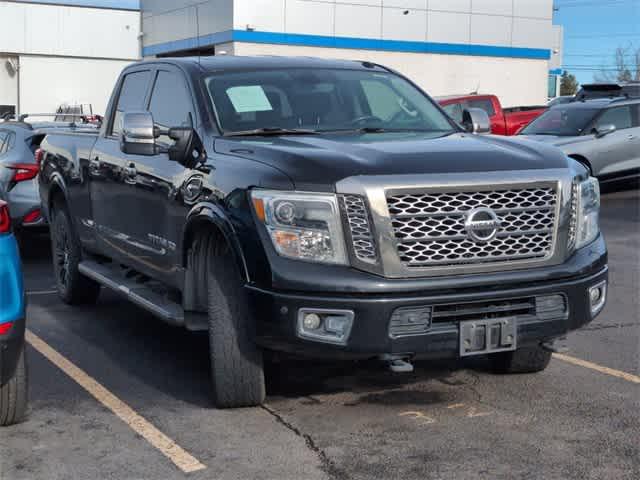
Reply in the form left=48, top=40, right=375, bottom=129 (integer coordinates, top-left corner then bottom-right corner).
left=251, top=190, right=348, bottom=265
left=573, top=177, right=600, bottom=250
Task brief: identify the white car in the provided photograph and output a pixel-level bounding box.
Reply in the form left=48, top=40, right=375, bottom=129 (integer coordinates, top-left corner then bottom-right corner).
left=519, top=97, right=640, bottom=183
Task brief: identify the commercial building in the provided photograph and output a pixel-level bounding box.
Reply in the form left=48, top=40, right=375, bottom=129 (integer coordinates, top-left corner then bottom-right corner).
left=141, top=0, right=564, bottom=106
left=0, top=0, right=140, bottom=118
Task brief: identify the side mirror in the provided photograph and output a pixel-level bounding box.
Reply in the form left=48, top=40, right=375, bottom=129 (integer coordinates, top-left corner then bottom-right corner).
left=594, top=124, right=616, bottom=138
left=121, top=111, right=156, bottom=156
left=462, top=108, right=491, bottom=134
left=167, top=127, right=206, bottom=168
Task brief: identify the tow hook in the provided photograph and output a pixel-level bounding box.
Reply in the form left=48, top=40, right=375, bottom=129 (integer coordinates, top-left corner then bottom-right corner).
left=541, top=337, right=569, bottom=353
left=380, top=354, right=414, bottom=373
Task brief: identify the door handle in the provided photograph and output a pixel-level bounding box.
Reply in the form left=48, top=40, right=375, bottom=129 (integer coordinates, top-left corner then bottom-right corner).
left=627, top=134, right=636, bottom=140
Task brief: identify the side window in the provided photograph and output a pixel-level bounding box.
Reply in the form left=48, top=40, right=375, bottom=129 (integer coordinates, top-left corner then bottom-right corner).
left=148, top=70, right=194, bottom=132
left=633, top=103, right=640, bottom=127
left=442, top=103, right=464, bottom=123
left=0, top=131, right=7, bottom=154
left=596, top=106, right=633, bottom=131
left=466, top=99, right=496, bottom=117
left=4, top=132, right=15, bottom=153
left=111, top=70, right=152, bottom=136
left=360, top=80, right=402, bottom=121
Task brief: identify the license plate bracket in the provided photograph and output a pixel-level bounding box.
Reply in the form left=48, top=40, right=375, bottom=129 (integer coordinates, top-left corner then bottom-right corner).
left=459, top=317, right=517, bottom=357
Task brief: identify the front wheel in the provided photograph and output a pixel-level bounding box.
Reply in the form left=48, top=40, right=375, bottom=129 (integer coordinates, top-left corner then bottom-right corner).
left=50, top=205, right=101, bottom=305
left=489, top=345, right=552, bottom=374
left=0, top=348, right=28, bottom=426
left=197, top=232, right=265, bottom=408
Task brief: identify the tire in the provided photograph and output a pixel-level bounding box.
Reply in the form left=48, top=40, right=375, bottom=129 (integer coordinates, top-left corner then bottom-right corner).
left=489, top=345, right=552, bottom=374
left=0, top=348, right=28, bottom=426
left=50, top=204, right=101, bottom=305
left=199, top=232, right=265, bottom=408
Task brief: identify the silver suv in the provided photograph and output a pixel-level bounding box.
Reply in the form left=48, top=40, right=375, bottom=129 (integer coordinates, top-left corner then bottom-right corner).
left=519, top=97, right=640, bottom=183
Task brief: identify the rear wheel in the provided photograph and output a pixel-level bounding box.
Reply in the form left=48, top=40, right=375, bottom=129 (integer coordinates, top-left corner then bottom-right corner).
left=0, top=348, right=28, bottom=426
left=50, top=205, right=100, bottom=305
left=197, top=232, right=265, bottom=408
left=489, top=345, right=552, bottom=374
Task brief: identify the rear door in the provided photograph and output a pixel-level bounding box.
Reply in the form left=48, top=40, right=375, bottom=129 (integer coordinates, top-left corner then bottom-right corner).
left=121, top=66, right=196, bottom=284
left=89, top=67, right=153, bottom=263
left=590, top=104, right=639, bottom=178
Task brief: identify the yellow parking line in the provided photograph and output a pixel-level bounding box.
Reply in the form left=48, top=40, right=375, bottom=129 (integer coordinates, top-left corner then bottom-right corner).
left=553, top=353, right=640, bottom=384
left=25, top=330, right=207, bottom=474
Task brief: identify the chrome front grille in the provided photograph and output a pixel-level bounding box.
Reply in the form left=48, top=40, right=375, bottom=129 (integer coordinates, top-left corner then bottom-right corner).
left=341, top=195, right=377, bottom=263
left=387, top=187, right=558, bottom=268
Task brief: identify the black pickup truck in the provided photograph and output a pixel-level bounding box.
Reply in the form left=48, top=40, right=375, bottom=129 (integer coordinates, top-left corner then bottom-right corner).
left=39, top=57, right=608, bottom=408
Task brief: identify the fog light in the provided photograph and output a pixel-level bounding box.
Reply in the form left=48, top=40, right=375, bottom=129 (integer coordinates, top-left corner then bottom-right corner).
left=297, top=309, right=354, bottom=345
left=588, top=281, right=607, bottom=316
left=303, top=313, right=322, bottom=330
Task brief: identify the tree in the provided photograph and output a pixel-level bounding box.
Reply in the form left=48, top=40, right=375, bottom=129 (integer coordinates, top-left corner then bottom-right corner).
left=595, top=45, right=640, bottom=83
left=560, top=72, right=579, bottom=96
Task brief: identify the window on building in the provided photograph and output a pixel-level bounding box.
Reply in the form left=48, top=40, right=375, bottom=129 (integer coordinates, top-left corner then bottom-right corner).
left=548, top=75, right=558, bottom=99
left=111, top=70, right=152, bottom=136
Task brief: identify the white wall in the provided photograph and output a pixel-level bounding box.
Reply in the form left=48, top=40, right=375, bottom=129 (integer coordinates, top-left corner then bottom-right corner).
left=19, top=56, right=132, bottom=115
left=231, top=0, right=554, bottom=51
left=233, top=42, right=549, bottom=107
left=0, top=1, right=140, bottom=60
left=0, top=56, right=19, bottom=107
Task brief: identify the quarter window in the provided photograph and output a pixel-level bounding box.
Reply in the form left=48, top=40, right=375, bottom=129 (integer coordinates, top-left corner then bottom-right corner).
left=111, top=70, right=152, bottom=136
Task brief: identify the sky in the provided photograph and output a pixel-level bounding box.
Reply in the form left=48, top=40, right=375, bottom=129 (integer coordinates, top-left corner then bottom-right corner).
left=553, top=0, right=640, bottom=85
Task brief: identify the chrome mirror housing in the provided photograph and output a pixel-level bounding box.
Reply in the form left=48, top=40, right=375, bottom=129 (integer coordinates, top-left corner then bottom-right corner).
left=121, top=111, right=156, bottom=156
left=462, top=108, right=491, bottom=135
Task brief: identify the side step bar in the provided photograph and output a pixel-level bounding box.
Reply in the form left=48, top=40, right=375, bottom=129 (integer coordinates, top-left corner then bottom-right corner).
left=78, top=260, right=208, bottom=331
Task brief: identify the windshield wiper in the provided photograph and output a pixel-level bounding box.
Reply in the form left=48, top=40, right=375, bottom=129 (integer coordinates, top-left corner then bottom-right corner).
left=224, top=127, right=318, bottom=137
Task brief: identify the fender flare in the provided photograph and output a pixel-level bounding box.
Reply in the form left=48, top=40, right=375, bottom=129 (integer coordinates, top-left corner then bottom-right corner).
left=45, top=172, right=69, bottom=219
left=182, top=201, right=250, bottom=283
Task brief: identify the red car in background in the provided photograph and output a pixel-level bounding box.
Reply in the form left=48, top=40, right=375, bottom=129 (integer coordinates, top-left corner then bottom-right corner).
left=437, top=94, right=547, bottom=136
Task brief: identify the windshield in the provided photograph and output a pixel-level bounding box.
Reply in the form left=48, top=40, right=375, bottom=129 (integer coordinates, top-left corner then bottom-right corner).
left=520, top=106, right=600, bottom=136
left=205, top=68, right=455, bottom=135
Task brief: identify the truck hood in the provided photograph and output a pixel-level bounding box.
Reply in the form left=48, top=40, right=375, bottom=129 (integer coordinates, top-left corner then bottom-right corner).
left=215, top=132, right=569, bottom=191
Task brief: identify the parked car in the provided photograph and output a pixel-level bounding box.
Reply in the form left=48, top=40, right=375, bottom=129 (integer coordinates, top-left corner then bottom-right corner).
left=519, top=97, right=640, bottom=183
left=437, top=94, right=547, bottom=135
left=39, top=57, right=607, bottom=408
left=0, top=120, right=98, bottom=236
left=0, top=199, right=28, bottom=426
left=574, top=82, right=640, bottom=101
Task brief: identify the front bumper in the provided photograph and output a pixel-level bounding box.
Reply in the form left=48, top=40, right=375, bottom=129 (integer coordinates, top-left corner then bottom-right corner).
left=248, top=236, right=608, bottom=359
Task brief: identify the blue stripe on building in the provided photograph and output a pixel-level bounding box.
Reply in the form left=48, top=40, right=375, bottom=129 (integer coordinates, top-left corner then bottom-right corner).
left=549, top=68, right=564, bottom=75
left=10, top=0, right=139, bottom=10
left=143, top=30, right=551, bottom=61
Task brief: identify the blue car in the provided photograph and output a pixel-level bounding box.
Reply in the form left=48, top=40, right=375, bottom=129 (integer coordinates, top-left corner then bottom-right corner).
left=0, top=199, right=28, bottom=425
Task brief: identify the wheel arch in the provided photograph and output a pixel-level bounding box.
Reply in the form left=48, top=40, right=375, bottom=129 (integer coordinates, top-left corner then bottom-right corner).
left=182, top=202, right=250, bottom=283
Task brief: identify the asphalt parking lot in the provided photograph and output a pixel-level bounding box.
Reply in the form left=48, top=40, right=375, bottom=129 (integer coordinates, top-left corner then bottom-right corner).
left=1, top=185, right=638, bottom=480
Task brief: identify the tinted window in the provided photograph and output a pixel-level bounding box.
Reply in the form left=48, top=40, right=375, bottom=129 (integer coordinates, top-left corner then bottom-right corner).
left=148, top=71, right=194, bottom=134
left=467, top=99, right=496, bottom=117
left=206, top=69, right=454, bottom=134
left=596, top=106, right=633, bottom=130
left=442, top=103, right=464, bottom=123
left=4, top=132, right=15, bottom=153
left=521, top=107, right=600, bottom=137
left=111, top=70, right=152, bottom=136
left=0, top=131, right=7, bottom=154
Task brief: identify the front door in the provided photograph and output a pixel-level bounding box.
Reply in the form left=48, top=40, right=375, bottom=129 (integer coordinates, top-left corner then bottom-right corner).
left=119, top=67, right=198, bottom=286
left=592, top=104, right=640, bottom=177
